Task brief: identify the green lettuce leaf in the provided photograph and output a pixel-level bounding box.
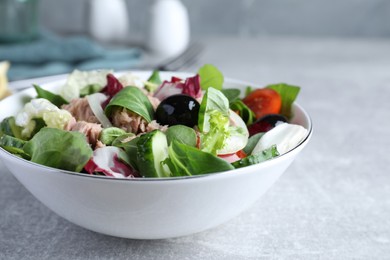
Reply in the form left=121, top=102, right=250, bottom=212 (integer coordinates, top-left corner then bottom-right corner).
left=198, top=87, right=230, bottom=132
left=198, top=64, right=224, bottom=90
left=200, top=110, right=230, bottom=155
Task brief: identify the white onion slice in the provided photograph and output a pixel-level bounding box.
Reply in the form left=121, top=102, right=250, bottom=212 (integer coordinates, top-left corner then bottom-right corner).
left=86, top=93, right=113, bottom=128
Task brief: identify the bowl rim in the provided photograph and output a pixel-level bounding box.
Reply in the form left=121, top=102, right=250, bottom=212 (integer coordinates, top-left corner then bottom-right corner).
left=0, top=71, right=313, bottom=182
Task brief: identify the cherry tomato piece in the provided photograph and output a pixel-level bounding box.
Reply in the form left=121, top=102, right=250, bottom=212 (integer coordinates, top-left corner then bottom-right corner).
left=242, top=88, right=282, bottom=119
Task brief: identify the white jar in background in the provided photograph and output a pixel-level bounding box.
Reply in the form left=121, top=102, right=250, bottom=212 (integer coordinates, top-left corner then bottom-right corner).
left=88, top=0, right=129, bottom=43
left=147, top=0, right=190, bottom=57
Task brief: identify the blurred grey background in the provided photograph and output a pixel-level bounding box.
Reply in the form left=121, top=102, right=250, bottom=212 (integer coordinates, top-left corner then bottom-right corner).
left=39, top=0, right=390, bottom=39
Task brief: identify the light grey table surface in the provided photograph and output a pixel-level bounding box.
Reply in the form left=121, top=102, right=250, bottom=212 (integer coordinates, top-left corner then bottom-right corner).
left=1, top=36, right=390, bottom=260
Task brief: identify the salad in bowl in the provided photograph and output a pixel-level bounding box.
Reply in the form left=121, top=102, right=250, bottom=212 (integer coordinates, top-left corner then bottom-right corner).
left=0, top=64, right=307, bottom=179
left=0, top=65, right=312, bottom=239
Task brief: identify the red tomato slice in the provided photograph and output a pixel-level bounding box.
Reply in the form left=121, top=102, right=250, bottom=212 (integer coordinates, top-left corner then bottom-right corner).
left=243, top=88, right=282, bottom=119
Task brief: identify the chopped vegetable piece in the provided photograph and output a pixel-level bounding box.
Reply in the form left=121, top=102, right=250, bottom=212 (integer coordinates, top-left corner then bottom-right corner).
left=164, top=140, right=234, bottom=177
left=243, top=88, right=282, bottom=119
left=23, top=128, right=93, bottom=172
left=136, top=130, right=171, bottom=178
left=84, top=146, right=136, bottom=178
left=232, top=145, right=279, bottom=168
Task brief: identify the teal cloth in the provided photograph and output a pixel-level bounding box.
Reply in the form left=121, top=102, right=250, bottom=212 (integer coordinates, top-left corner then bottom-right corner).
left=0, top=32, right=142, bottom=80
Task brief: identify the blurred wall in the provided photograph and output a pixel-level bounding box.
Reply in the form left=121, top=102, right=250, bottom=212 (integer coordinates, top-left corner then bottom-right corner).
left=38, top=0, right=390, bottom=38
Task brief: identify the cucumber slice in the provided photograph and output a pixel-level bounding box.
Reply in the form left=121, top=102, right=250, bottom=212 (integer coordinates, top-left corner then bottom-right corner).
left=136, top=130, right=171, bottom=178
left=0, top=117, right=23, bottom=139
left=232, top=145, right=279, bottom=169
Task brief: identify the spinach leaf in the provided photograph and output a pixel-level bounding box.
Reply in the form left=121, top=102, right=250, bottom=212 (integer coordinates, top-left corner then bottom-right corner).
left=23, top=128, right=93, bottom=172
left=34, top=84, right=68, bottom=107
left=164, top=140, right=234, bottom=176
left=243, top=132, right=264, bottom=155
left=198, top=64, right=224, bottom=90
left=232, top=145, right=279, bottom=169
left=120, top=136, right=140, bottom=171
left=99, top=127, right=127, bottom=145
left=230, top=100, right=255, bottom=126
left=112, top=133, right=136, bottom=147
left=104, top=86, right=154, bottom=123
left=221, top=88, right=241, bottom=102
left=166, top=125, right=197, bottom=147
left=267, top=83, right=300, bottom=119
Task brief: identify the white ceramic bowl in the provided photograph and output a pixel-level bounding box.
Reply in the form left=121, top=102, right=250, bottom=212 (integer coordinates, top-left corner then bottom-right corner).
left=0, top=72, right=312, bottom=239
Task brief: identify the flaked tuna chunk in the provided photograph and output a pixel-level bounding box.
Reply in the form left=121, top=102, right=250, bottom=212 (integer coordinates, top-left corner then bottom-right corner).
left=147, top=95, right=161, bottom=111
left=111, top=108, right=146, bottom=134
left=111, top=108, right=167, bottom=134
left=65, top=119, right=103, bottom=148
left=62, top=97, right=99, bottom=123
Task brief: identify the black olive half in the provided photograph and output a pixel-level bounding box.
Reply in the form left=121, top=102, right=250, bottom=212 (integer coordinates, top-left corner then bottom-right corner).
left=248, top=114, right=288, bottom=136
left=155, top=94, right=200, bottom=127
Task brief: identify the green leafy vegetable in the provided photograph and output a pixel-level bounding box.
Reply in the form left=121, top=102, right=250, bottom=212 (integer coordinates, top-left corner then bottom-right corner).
left=198, top=87, right=230, bottom=132
left=200, top=110, right=230, bottom=155
left=99, top=127, right=127, bottom=145
left=243, top=132, right=264, bottom=155
left=79, top=84, right=102, bottom=97
left=34, top=84, right=68, bottom=107
left=105, top=86, right=154, bottom=123
left=198, top=64, right=224, bottom=90
left=245, top=86, right=253, bottom=96
left=120, top=136, right=140, bottom=171
left=164, top=140, right=234, bottom=176
left=232, top=145, right=279, bottom=169
left=23, top=128, right=93, bottom=172
left=221, top=88, right=241, bottom=102
left=112, top=133, right=136, bottom=147
left=166, top=125, right=197, bottom=147
left=0, top=117, right=23, bottom=139
left=267, top=83, right=300, bottom=119
left=29, top=118, right=46, bottom=138
left=144, top=70, right=162, bottom=93
left=230, top=100, right=255, bottom=126
left=148, top=70, right=162, bottom=84
left=136, top=130, right=171, bottom=178
left=0, top=135, right=29, bottom=159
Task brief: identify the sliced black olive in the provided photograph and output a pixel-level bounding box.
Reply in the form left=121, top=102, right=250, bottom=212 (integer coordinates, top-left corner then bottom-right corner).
left=248, top=114, right=288, bottom=136
left=155, top=94, right=200, bottom=127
